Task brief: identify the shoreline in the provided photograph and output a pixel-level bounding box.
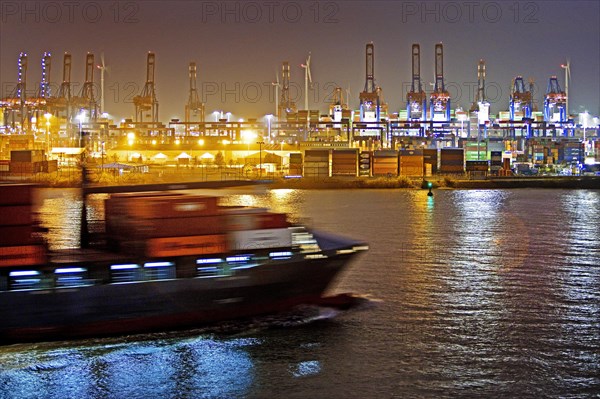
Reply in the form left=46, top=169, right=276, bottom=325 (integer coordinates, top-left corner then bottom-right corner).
left=2, top=172, right=600, bottom=190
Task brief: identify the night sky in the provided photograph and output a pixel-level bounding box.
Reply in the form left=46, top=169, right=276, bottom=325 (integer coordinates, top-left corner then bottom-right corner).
left=1, top=0, right=599, bottom=122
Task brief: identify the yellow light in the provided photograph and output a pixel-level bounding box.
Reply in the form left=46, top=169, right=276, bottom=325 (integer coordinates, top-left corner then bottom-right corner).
left=175, top=139, right=181, bottom=145
left=44, top=113, right=52, bottom=121
left=127, top=132, right=135, bottom=146
left=241, top=130, right=257, bottom=144
left=222, top=139, right=231, bottom=145
left=198, top=139, right=204, bottom=146
left=152, top=139, right=157, bottom=145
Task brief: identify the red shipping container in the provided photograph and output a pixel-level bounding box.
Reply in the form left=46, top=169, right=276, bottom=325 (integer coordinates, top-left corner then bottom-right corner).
left=108, top=215, right=228, bottom=239
left=0, top=244, right=47, bottom=267
left=0, top=225, right=34, bottom=246
left=0, top=184, right=35, bottom=205
left=0, top=205, right=33, bottom=226
left=106, top=195, right=219, bottom=219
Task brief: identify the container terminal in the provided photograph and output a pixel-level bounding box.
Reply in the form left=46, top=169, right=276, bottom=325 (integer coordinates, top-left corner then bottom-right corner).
left=1, top=43, right=599, bottom=179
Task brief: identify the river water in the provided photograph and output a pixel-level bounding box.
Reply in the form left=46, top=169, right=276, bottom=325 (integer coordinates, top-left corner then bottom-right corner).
left=1, top=188, right=599, bottom=398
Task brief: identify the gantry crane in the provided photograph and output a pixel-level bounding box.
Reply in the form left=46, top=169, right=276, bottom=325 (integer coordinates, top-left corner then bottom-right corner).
left=329, top=87, right=348, bottom=122
left=406, top=44, right=426, bottom=121
left=27, top=52, right=52, bottom=123
left=470, top=59, right=490, bottom=124
left=429, top=43, right=451, bottom=122
left=47, top=52, right=73, bottom=121
left=72, top=53, right=99, bottom=121
left=1, top=52, right=29, bottom=130
left=184, top=62, right=205, bottom=132
left=359, top=42, right=383, bottom=122
left=133, top=52, right=159, bottom=123
left=278, top=61, right=296, bottom=118
left=509, top=76, right=533, bottom=120
left=543, top=76, right=567, bottom=122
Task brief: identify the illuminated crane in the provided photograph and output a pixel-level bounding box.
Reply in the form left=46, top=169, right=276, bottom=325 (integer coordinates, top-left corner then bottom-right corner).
left=509, top=76, right=533, bottom=121
left=359, top=42, right=382, bottom=122
left=329, top=87, right=348, bottom=122
left=73, top=53, right=99, bottom=120
left=543, top=76, right=567, bottom=122
left=278, top=61, right=296, bottom=117
left=47, top=52, right=73, bottom=121
left=28, top=52, right=52, bottom=122
left=429, top=43, right=451, bottom=122
left=184, top=62, right=205, bottom=132
left=1, top=52, right=29, bottom=130
left=470, top=59, right=490, bottom=125
left=406, top=44, right=426, bottom=121
left=133, top=52, right=159, bottom=123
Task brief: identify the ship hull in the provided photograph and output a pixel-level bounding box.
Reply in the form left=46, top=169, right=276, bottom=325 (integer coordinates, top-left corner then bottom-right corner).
left=0, top=235, right=364, bottom=344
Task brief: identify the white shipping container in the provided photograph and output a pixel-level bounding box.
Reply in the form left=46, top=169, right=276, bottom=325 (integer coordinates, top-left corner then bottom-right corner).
left=228, top=228, right=292, bottom=250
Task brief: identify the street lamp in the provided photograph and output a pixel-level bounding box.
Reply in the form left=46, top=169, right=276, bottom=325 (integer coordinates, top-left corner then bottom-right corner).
left=257, top=141, right=265, bottom=178
left=213, top=111, right=220, bottom=122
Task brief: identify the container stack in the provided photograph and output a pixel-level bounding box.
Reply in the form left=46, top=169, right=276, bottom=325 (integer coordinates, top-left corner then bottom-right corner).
left=303, top=150, right=330, bottom=178
left=9, top=150, right=45, bottom=174
left=0, top=184, right=47, bottom=267
left=398, top=149, right=424, bottom=177
left=372, top=150, right=399, bottom=177
left=105, top=193, right=291, bottom=257
left=331, top=149, right=358, bottom=177
left=440, top=148, right=465, bottom=174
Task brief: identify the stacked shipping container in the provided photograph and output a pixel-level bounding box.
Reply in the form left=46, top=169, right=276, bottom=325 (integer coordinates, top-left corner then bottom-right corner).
left=440, top=148, right=465, bottom=174
left=105, top=193, right=291, bottom=258
left=331, top=149, right=358, bottom=177
left=0, top=185, right=47, bottom=268
left=398, top=149, right=424, bottom=177
left=372, top=150, right=398, bottom=177
left=303, top=150, right=330, bottom=178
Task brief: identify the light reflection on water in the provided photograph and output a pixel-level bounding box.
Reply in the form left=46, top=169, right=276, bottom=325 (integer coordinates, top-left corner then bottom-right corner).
left=1, top=188, right=599, bottom=397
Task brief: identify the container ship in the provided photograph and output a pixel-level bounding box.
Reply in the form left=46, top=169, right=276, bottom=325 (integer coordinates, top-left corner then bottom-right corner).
left=0, top=184, right=368, bottom=344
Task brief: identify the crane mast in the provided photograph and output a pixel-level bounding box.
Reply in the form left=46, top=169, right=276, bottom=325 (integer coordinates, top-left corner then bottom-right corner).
left=185, top=62, right=205, bottom=131
left=406, top=44, right=426, bottom=120
left=133, top=52, right=159, bottom=123
left=48, top=52, right=73, bottom=121
left=429, top=43, right=450, bottom=122
left=364, top=42, right=375, bottom=94
left=279, top=61, right=296, bottom=117
left=510, top=76, right=533, bottom=120
left=544, top=76, right=567, bottom=122
left=76, top=52, right=98, bottom=121
left=329, top=87, right=347, bottom=122
left=359, top=42, right=382, bottom=122
left=1, top=52, right=29, bottom=129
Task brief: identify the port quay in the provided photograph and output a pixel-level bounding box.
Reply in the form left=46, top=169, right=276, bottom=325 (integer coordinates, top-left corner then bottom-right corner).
left=1, top=41, right=599, bottom=183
